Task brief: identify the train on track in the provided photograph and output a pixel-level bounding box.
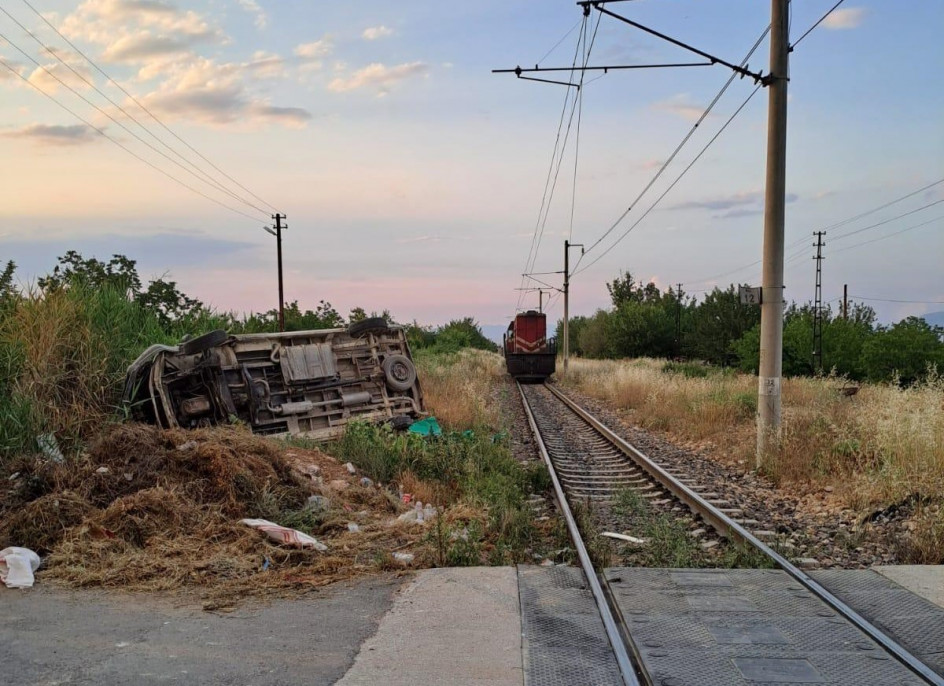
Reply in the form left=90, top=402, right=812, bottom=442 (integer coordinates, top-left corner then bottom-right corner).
left=503, top=310, right=556, bottom=381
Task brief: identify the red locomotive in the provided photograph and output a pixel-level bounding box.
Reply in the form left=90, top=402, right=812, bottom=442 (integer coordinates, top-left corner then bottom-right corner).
left=503, top=311, right=556, bottom=381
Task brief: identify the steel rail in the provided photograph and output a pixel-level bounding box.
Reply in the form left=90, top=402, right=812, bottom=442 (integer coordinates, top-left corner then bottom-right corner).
left=544, top=382, right=944, bottom=686
left=517, top=382, right=641, bottom=686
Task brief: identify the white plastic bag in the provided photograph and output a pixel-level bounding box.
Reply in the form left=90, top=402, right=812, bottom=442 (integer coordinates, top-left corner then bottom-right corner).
left=240, top=519, right=328, bottom=551
left=0, top=547, right=41, bottom=589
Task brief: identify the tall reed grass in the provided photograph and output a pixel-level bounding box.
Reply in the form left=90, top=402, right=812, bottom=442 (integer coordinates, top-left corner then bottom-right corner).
left=0, top=285, right=229, bottom=459
left=414, top=349, right=506, bottom=430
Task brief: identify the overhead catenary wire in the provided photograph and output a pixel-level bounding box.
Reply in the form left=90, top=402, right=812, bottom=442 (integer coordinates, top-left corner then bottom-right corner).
left=528, top=18, right=595, bottom=272
left=537, top=18, right=583, bottom=65
left=517, top=15, right=588, bottom=311
left=791, top=0, right=846, bottom=49
left=569, top=12, right=602, bottom=241
left=571, top=24, right=772, bottom=274
left=0, top=7, right=269, bottom=216
left=0, top=29, right=270, bottom=219
left=0, top=55, right=264, bottom=223
left=18, top=0, right=279, bottom=214
left=574, top=84, right=764, bottom=277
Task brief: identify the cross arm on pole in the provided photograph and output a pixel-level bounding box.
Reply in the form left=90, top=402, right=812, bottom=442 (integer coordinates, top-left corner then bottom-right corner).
left=585, top=3, right=768, bottom=84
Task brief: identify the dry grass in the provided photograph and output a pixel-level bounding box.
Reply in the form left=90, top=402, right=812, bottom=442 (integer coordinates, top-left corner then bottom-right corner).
left=415, top=349, right=505, bottom=429
left=560, top=357, right=944, bottom=513
left=0, top=423, right=435, bottom=606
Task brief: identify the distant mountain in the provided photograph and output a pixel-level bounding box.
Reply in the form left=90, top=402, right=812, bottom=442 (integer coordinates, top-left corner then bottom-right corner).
left=922, top=311, right=944, bottom=328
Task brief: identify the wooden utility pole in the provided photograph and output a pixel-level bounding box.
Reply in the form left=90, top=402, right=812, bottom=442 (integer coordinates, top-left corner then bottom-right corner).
left=562, top=240, right=583, bottom=372
left=757, top=0, right=789, bottom=466
left=265, top=213, right=287, bottom=332
left=843, top=284, right=848, bottom=320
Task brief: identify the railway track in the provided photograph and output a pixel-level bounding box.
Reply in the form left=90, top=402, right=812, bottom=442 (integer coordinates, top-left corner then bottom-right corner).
left=517, top=380, right=944, bottom=686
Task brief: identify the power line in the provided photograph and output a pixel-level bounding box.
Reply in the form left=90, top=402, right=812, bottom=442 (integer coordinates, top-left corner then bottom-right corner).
left=569, top=11, right=602, bottom=241
left=18, top=0, right=279, bottom=214
left=0, top=29, right=270, bottom=219
left=0, top=55, right=264, bottom=223
left=683, top=178, right=944, bottom=288
left=530, top=18, right=595, bottom=270
left=791, top=0, right=846, bottom=49
left=517, top=15, right=587, bottom=311
left=0, top=7, right=269, bottom=215
left=536, top=19, right=582, bottom=65
left=819, top=178, right=944, bottom=234
left=851, top=296, right=944, bottom=305
left=830, top=200, right=943, bottom=242
left=574, top=84, right=763, bottom=277
left=830, top=215, right=942, bottom=255
left=573, top=24, right=771, bottom=271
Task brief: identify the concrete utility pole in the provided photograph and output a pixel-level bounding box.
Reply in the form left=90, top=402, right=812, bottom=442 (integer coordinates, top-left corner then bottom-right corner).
left=264, top=213, right=287, bottom=332
left=756, top=0, right=790, bottom=466
left=562, top=240, right=583, bottom=373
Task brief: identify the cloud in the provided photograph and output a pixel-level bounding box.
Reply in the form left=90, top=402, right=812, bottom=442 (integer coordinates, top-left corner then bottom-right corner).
left=362, top=25, right=394, bottom=41
left=822, top=8, right=866, bottom=30
left=27, top=59, right=95, bottom=93
left=242, top=51, right=286, bottom=80
left=652, top=94, right=707, bottom=122
left=135, top=58, right=311, bottom=128
left=60, top=0, right=223, bottom=64
left=671, top=191, right=764, bottom=212
left=2, top=123, right=100, bottom=146
left=669, top=191, right=798, bottom=217
left=293, top=38, right=333, bottom=73
left=294, top=39, right=333, bottom=60
left=394, top=234, right=468, bottom=244
left=101, top=31, right=215, bottom=62
left=236, top=0, right=267, bottom=29
left=328, top=61, right=428, bottom=94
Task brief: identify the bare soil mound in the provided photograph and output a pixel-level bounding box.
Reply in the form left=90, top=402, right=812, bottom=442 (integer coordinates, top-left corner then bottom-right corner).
left=0, top=424, right=431, bottom=608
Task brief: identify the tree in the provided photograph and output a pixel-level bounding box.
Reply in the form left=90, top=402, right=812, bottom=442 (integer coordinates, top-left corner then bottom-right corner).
left=38, top=251, right=141, bottom=297
left=607, top=271, right=638, bottom=308
left=432, top=318, right=497, bottom=353
left=860, top=317, right=944, bottom=384
left=607, top=301, right=675, bottom=359
left=134, top=278, right=205, bottom=328
left=577, top=310, right=612, bottom=358
left=0, top=261, right=16, bottom=311
left=686, top=285, right=759, bottom=366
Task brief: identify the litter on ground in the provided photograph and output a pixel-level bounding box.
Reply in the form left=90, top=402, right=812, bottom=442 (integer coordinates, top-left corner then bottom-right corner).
left=0, top=547, right=41, bottom=588
left=241, top=519, right=328, bottom=551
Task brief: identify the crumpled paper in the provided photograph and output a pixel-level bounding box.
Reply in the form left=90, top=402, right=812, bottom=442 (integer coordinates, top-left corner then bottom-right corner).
left=0, top=547, right=41, bottom=589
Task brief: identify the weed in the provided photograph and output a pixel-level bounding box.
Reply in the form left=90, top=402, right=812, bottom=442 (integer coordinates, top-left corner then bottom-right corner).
left=561, top=356, right=944, bottom=561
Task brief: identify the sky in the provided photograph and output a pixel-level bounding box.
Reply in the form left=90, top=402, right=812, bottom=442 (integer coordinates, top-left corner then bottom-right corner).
left=0, top=0, right=942, bottom=329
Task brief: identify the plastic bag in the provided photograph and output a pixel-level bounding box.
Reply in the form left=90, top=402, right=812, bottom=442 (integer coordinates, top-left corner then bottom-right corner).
left=240, top=519, right=328, bottom=551
left=0, top=547, right=41, bottom=589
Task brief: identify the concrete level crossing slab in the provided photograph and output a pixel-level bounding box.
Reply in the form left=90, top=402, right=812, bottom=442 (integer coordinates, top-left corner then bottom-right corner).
left=603, top=567, right=928, bottom=686
left=336, top=567, right=524, bottom=686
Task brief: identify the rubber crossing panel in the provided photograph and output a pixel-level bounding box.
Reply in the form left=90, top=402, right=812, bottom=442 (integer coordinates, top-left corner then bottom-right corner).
left=604, top=567, right=927, bottom=685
